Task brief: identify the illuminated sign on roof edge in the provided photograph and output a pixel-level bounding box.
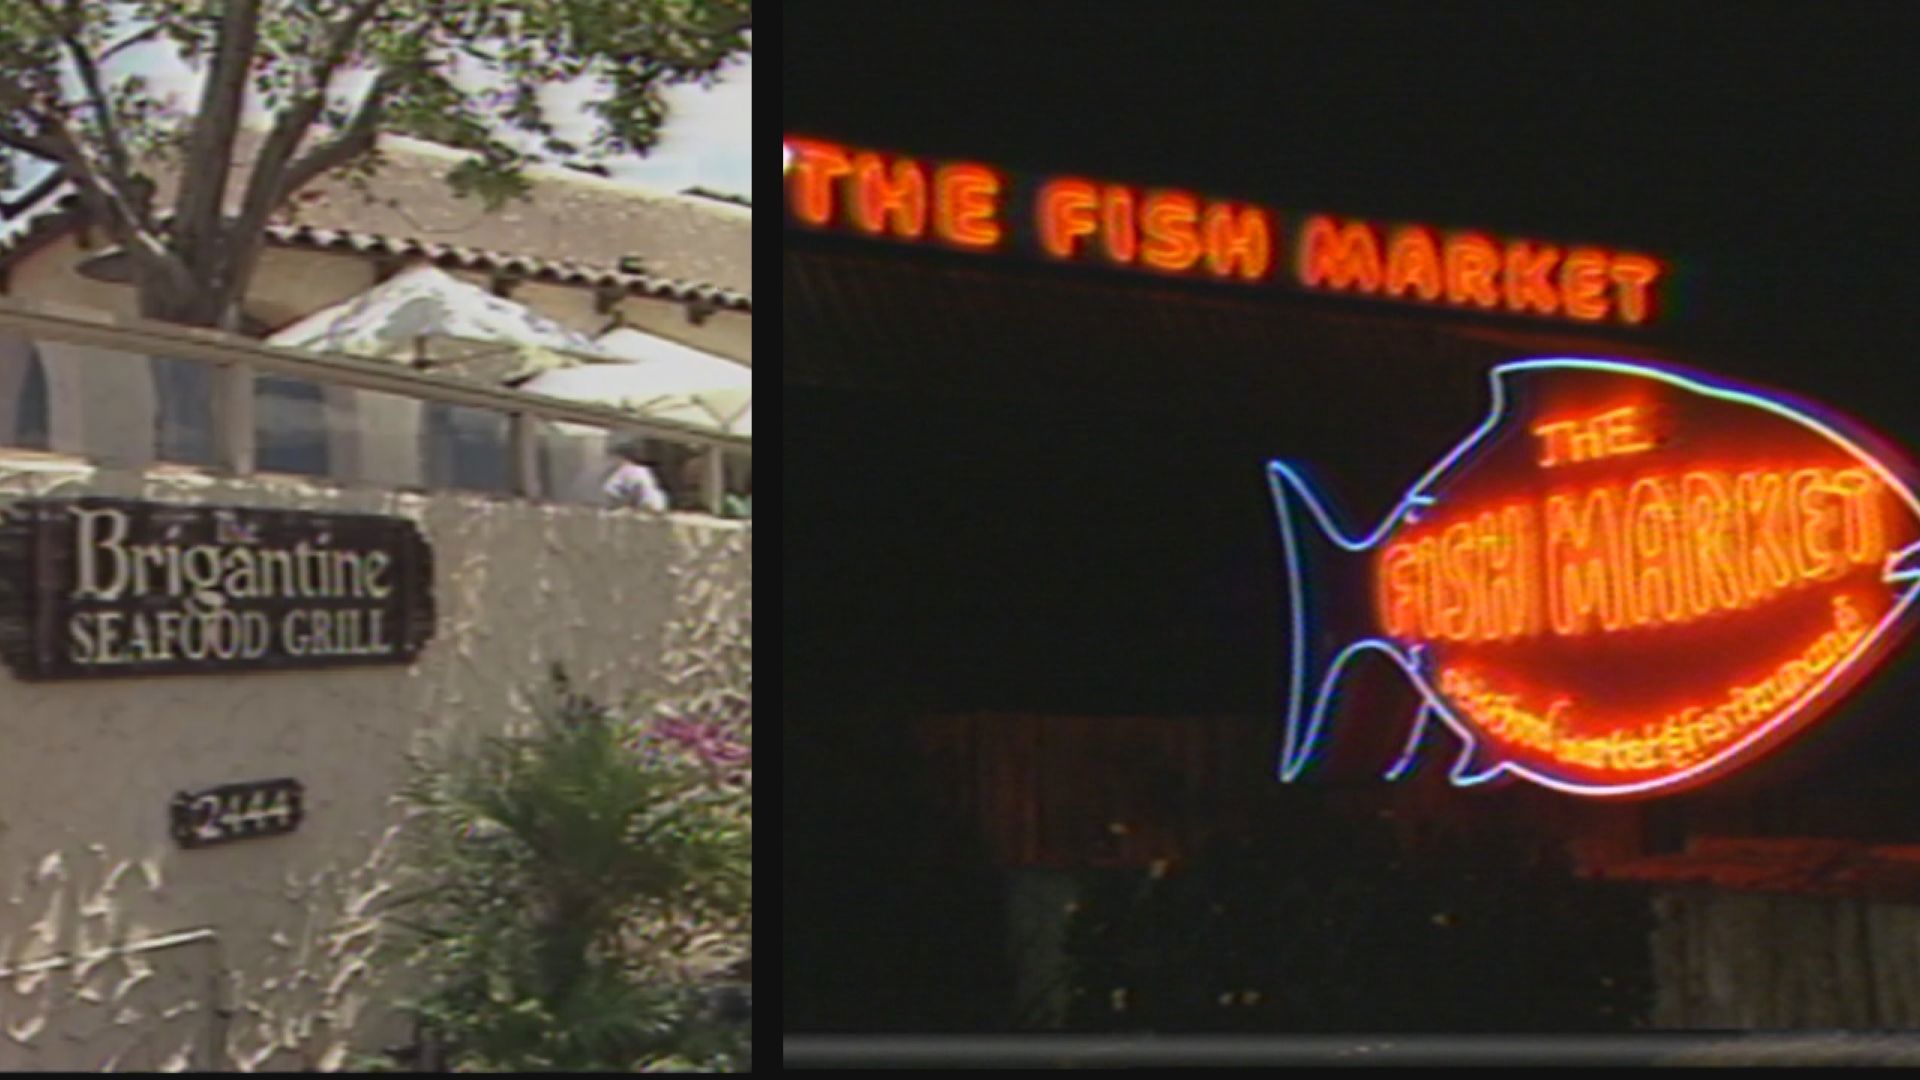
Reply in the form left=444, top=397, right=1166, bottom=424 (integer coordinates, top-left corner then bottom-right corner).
left=784, top=135, right=1666, bottom=329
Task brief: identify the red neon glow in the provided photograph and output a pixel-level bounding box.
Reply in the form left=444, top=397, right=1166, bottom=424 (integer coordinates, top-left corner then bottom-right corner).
left=1141, top=191, right=1203, bottom=272
left=1532, top=404, right=1656, bottom=467
left=784, top=138, right=852, bottom=227
left=1202, top=204, right=1274, bottom=280
left=850, top=152, right=928, bottom=238
left=1609, top=255, right=1661, bottom=325
left=1299, top=215, right=1383, bottom=292
left=784, top=136, right=1668, bottom=326
left=1354, top=363, right=1920, bottom=794
left=1385, top=227, right=1443, bottom=301
left=1444, top=233, right=1502, bottom=309
left=1560, top=248, right=1612, bottom=321
left=1503, top=241, right=1561, bottom=316
left=1102, top=185, right=1138, bottom=265
left=1038, top=178, right=1100, bottom=259
left=934, top=163, right=1004, bottom=248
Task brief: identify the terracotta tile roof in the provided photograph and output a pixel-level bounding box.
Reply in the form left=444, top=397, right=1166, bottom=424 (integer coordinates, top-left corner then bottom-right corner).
left=0, top=131, right=751, bottom=310
left=1593, top=836, right=1920, bottom=903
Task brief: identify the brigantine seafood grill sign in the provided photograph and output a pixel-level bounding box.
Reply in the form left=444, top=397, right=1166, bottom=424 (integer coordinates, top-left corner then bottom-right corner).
left=0, top=499, right=435, bottom=678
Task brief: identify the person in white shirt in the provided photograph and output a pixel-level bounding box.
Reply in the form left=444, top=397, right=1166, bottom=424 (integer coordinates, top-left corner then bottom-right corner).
left=602, top=438, right=669, bottom=512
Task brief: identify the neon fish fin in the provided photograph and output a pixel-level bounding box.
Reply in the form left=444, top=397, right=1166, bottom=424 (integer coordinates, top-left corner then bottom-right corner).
left=1267, top=461, right=1424, bottom=781
left=1383, top=702, right=1438, bottom=781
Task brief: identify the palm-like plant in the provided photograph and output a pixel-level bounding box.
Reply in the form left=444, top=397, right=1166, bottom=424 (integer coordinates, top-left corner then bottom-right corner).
left=382, top=665, right=751, bottom=1071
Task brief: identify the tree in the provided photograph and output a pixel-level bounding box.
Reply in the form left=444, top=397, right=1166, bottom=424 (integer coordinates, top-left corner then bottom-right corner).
left=0, top=0, right=752, bottom=328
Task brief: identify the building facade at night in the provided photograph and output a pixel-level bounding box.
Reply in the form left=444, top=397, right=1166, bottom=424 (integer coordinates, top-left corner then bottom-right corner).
left=787, top=124, right=1920, bottom=1029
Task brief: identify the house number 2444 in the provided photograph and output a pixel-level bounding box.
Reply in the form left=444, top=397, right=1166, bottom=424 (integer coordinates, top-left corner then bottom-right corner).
left=169, top=778, right=304, bottom=848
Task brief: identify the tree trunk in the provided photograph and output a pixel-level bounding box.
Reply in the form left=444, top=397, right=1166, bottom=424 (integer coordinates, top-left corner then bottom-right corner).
left=135, top=270, right=235, bottom=329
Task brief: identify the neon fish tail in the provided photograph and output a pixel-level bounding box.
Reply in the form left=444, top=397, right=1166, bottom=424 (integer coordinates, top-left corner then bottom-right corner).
left=1266, top=461, right=1433, bottom=782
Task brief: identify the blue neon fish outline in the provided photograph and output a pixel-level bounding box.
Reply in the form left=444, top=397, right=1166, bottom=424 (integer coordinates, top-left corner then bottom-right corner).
left=1266, top=356, right=1920, bottom=798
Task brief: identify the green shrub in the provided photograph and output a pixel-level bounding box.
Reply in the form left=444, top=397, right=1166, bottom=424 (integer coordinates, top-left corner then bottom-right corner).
left=377, top=666, right=751, bottom=1071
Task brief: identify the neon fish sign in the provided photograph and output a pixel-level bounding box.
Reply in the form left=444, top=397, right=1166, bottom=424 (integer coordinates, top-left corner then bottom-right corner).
left=1267, top=359, right=1920, bottom=798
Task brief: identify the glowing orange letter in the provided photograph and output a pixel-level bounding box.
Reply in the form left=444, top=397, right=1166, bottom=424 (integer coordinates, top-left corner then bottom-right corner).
left=786, top=138, right=853, bottom=227
left=1385, top=227, right=1443, bottom=301
left=934, top=163, right=1003, bottom=248
left=1298, top=216, right=1383, bottom=292
left=1379, top=542, right=1424, bottom=639
left=1609, top=254, right=1661, bottom=325
left=1038, top=178, right=1100, bottom=259
left=1444, top=234, right=1501, bottom=308
left=1559, top=248, right=1611, bottom=321
left=1203, top=204, right=1274, bottom=280
left=851, top=153, right=928, bottom=238
left=1503, top=241, right=1561, bottom=315
left=1682, top=471, right=1745, bottom=615
left=1141, top=191, right=1203, bottom=271
left=1102, top=185, right=1138, bottom=265
left=1546, top=487, right=1626, bottom=636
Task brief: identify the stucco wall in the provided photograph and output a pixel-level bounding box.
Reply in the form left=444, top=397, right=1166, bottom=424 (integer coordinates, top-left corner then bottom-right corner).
left=0, top=455, right=752, bottom=1070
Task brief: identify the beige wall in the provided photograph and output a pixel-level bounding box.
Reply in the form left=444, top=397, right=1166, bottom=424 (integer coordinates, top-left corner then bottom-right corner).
left=244, top=248, right=379, bottom=334
left=0, top=457, right=752, bottom=1069
left=5, top=236, right=140, bottom=320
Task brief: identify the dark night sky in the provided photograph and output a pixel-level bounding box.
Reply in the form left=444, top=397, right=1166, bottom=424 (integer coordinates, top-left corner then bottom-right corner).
left=786, top=2, right=1920, bottom=722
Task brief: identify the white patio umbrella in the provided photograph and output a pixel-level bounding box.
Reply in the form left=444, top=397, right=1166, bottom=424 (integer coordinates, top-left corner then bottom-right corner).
left=267, top=264, right=609, bottom=382
left=518, top=329, right=752, bottom=435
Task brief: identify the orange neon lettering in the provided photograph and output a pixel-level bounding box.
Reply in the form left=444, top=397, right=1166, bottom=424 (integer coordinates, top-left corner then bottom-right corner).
left=786, top=138, right=853, bottom=227
left=1559, top=248, right=1611, bottom=321
left=1609, top=255, right=1661, bottom=325
left=1299, top=216, right=1383, bottom=292
left=1379, top=542, right=1421, bottom=638
left=1546, top=487, right=1626, bottom=635
left=934, top=163, right=1003, bottom=248
left=1102, top=185, right=1138, bottom=265
left=1037, top=178, right=1100, bottom=259
left=1141, top=191, right=1203, bottom=272
left=1382, top=462, right=1894, bottom=649
left=851, top=153, right=928, bottom=238
left=1443, top=234, right=1501, bottom=308
left=1790, top=469, right=1846, bottom=582
left=1625, top=476, right=1688, bottom=626
left=1534, top=405, right=1656, bottom=468
left=1385, top=227, right=1443, bottom=301
left=1503, top=241, right=1561, bottom=315
left=1203, top=204, right=1274, bottom=280
left=1533, top=421, right=1573, bottom=467
left=1441, top=521, right=1481, bottom=640
left=1682, top=471, right=1745, bottom=615
left=1477, top=506, right=1536, bottom=639
left=1831, top=468, right=1885, bottom=565
left=1738, top=471, right=1794, bottom=598
left=1601, top=406, right=1654, bottom=456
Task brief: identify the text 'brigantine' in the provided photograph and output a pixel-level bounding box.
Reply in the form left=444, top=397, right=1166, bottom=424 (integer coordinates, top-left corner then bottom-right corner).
left=0, top=499, right=436, bottom=679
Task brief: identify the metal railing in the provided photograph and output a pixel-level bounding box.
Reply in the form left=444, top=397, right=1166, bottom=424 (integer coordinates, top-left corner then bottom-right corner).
left=0, top=297, right=750, bottom=513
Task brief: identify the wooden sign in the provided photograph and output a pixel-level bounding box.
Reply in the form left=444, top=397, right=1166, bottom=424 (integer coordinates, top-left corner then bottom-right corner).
left=171, top=778, right=304, bottom=848
left=0, top=499, right=435, bottom=679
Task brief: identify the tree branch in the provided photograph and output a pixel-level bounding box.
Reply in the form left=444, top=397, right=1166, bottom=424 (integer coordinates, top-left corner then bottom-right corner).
left=213, top=0, right=392, bottom=327
left=28, top=0, right=140, bottom=224
left=171, top=0, right=262, bottom=280
left=279, top=68, right=398, bottom=199
left=231, top=0, right=389, bottom=224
